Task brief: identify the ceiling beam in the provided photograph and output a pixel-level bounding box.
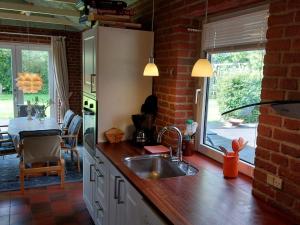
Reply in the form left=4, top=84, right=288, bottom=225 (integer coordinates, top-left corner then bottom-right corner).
left=0, top=2, right=79, bottom=17
left=44, top=0, right=76, bottom=4
left=0, top=12, right=78, bottom=26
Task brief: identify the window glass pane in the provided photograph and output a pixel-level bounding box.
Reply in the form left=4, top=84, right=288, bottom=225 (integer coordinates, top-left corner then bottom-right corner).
left=204, top=50, right=264, bottom=164
left=0, top=48, right=13, bottom=123
left=22, top=50, right=50, bottom=117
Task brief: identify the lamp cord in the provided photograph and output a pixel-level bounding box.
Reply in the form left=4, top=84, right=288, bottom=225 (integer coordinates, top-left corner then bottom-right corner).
left=150, top=0, right=155, bottom=58
left=205, top=0, right=208, bottom=24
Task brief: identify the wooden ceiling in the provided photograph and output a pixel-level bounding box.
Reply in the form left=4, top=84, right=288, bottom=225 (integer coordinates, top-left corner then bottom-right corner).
left=0, top=0, right=139, bottom=31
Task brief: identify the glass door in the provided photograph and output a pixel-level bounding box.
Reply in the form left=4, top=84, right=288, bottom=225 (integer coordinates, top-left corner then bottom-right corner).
left=0, top=43, right=53, bottom=124
left=0, top=45, right=17, bottom=125
left=16, top=46, right=51, bottom=117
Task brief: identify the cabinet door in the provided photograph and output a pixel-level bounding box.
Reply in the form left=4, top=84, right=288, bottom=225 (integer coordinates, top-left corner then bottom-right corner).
left=83, top=151, right=95, bottom=218
left=125, top=183, right=142, bottom=225
left=94, top=152, right=109, bottom=225
left=83, top=30, right=96, bottom=94
left=141, top=200, right=167, bottom=225
left=108, top=165, right=119, bottom=225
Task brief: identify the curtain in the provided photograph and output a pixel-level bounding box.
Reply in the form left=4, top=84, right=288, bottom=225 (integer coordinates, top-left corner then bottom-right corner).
left=51, top=36, right=70, bottom=118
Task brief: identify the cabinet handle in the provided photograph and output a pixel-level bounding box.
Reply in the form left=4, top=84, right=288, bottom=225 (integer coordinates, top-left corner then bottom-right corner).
left=117, top=179, right=125, bottom=204
left=95, top=156, right=104, bottom=164
left=114, top=176, right=121, bottom=199
left=89, top=164, right=95, bottom=182
left=91, top=74, right=96, bottom=93
left=95, top=169, right=104, bottom=178
left=95, top=201, right=103, bottom=211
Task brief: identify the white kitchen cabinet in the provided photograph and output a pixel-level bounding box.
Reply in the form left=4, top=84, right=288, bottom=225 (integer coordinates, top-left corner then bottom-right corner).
left=141, top=200, right=167, bottom=225
left=83, top=149, right=166, bottom=225
left=83, top=150, right=95, bottom=219
left=82, top=26, right=153, bottom=142
left=82, top=29, right=97, bottom=95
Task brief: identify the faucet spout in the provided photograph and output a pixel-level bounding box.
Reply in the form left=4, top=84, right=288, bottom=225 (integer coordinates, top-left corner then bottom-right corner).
left=157, top=125, right=183, bottom=161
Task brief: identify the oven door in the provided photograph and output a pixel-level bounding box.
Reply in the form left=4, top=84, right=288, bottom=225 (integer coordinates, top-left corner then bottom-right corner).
left=83, top=96, right=97, bottom=156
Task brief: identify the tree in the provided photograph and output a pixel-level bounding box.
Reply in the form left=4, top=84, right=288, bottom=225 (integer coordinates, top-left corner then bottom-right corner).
left=0, top=49, right=13, bottom=94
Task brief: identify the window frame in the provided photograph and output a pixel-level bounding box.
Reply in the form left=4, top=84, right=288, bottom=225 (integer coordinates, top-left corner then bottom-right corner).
left=196, top=47, right=265, bottom=178
left=0, top=42, right=56, bottom=119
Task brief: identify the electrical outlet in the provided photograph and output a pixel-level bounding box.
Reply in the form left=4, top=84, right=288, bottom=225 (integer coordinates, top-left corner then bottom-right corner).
left=273, top=176, right=283, bottom=190
left=266, top=174, right=283, bottom=190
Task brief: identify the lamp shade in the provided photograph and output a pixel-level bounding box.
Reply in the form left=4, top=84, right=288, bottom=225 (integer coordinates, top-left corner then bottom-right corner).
left=143, top=58, right=159, bottom=77
left=16, top=72, right=43, bottom=93
left=191, top=59, right=213, bottom=77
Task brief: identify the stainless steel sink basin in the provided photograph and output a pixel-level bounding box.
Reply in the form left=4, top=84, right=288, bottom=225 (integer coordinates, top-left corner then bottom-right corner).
left=123, top=154, right=198, bottom=179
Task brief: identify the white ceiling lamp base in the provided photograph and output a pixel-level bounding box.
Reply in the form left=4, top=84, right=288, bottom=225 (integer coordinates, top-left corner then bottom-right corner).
left=143, top=57, right=159, bottom=77
left=191, top=59, right=213, bottom=77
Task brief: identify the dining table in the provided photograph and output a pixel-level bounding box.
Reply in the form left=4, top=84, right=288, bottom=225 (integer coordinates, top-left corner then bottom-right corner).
left=8, top=117, right=60, bottom=151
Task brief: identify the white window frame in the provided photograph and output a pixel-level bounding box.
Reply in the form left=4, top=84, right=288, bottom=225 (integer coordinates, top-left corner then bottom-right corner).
left=0, top=42, right=56, bottom=119
left=195, top=6, right=269, bottom=178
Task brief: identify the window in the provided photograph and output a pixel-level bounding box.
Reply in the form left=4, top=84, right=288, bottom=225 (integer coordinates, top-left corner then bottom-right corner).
left=197, top=7, right=268, bottom=176
left=0, top=43, right=54, bottom=123
left=204, top=50, right=264, bottom=165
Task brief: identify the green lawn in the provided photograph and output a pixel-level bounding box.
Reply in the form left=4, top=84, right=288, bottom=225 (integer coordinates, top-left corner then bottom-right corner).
left=0, top=93, right=50, bottom=119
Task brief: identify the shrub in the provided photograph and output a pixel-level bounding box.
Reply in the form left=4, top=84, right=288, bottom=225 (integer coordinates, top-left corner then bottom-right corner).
left=215, top=73, right=262, bottom=123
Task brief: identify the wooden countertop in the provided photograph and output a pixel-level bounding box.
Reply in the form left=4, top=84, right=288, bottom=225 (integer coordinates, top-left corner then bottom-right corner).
left=96, top=141, right=294, bottom=225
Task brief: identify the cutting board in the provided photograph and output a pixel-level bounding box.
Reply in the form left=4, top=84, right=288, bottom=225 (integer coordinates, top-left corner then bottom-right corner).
left=144, top=145, right=169, bottom=154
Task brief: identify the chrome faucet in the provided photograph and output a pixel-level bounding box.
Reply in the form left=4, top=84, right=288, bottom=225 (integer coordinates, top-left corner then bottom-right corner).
left=157, top=125, right=183, bottom=162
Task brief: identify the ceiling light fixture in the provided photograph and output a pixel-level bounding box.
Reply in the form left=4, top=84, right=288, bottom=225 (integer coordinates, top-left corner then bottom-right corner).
left=191, top=0, right=213, bottom=77
left=143, top=0, right=159, bottom=77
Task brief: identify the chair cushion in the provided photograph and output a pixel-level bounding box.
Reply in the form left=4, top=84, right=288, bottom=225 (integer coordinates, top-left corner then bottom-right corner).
left=62, top=110, right=75, bottom=129
left=66, top=115, right=82, bottom=147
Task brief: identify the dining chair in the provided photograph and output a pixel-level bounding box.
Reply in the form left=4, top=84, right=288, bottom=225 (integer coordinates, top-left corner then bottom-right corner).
left=61, top=115, right=82, bottom=172
left=0, top=125, right=16, bottom=158
left=19, top=129, right=64, bottom=194
left=59, top=109, right=75, bottom=134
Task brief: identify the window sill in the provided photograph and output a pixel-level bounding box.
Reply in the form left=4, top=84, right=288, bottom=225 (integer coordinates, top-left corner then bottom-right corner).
left=198, top=144, right=254, bottom=178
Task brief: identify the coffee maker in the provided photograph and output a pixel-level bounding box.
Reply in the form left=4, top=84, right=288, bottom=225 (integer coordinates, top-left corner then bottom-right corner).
left=132, top=95, right=157, bottom=146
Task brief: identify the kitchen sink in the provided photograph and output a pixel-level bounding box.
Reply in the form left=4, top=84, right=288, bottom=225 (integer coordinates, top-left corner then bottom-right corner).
left=123, top=154, right=198, bottom=179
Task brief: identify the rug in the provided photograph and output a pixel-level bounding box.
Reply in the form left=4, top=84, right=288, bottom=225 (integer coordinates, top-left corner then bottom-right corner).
left=0, top=147, right=83, bottom=192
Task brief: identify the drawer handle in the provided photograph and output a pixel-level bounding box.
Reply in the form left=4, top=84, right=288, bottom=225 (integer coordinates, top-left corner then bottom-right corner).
left=95, top=156, right=104, bottom=164
left=89, top=164, right=95, bottom=182
left=117, top=179, right=125, bottom=204
left=114, top=176, right=121, bottom=199
left=95, top=201, right=103, bottom=211
left=95, top=169, right=104, bottom=178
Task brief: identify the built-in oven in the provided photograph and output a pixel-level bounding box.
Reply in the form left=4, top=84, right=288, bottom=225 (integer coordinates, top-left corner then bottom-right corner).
left=83, top=94, right=97, bottom=156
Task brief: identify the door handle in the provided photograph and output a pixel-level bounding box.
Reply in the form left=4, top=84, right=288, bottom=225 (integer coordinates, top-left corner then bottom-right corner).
left=89, top=164, right=95, bottom=182
left=90, top=74, right=96, bottom=93
left=114, top=176, right=121, bottom=199
left=117, top=179, right=125, bottom=204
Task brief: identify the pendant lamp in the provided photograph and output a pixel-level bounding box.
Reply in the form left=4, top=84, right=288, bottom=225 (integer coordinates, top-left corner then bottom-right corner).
left=143, top=0, right=159, bottom=76
left=16, top=17, right=43, bottom=93
left=191, top=0, right=213, bottom=77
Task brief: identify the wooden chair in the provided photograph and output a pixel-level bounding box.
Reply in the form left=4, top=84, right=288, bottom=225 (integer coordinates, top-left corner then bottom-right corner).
left=59, top=109, right=75, bottom=134
left=61, top=115, right=82, bottom=172
left=0, top=125, right=16, bottom=158
left=19, top=129, right=64, bottom=194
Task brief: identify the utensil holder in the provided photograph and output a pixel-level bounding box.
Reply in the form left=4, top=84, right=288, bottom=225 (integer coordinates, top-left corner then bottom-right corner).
left=223, top=152, right=238, bottom=178
left=182, top=139, right=194, bottom=156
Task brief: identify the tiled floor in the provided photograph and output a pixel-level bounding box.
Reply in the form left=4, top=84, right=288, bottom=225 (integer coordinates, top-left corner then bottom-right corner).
left=0, top=182, right=94, bottom=225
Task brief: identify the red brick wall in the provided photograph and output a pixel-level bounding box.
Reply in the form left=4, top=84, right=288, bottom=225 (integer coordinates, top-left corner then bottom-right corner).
left=133, top=0, right=264, bottom=140
left=252, top=0, right=300, bottom=222
left=134, top=0, right=300, bottom=222
left=0, top=25, right=82, bottom=116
